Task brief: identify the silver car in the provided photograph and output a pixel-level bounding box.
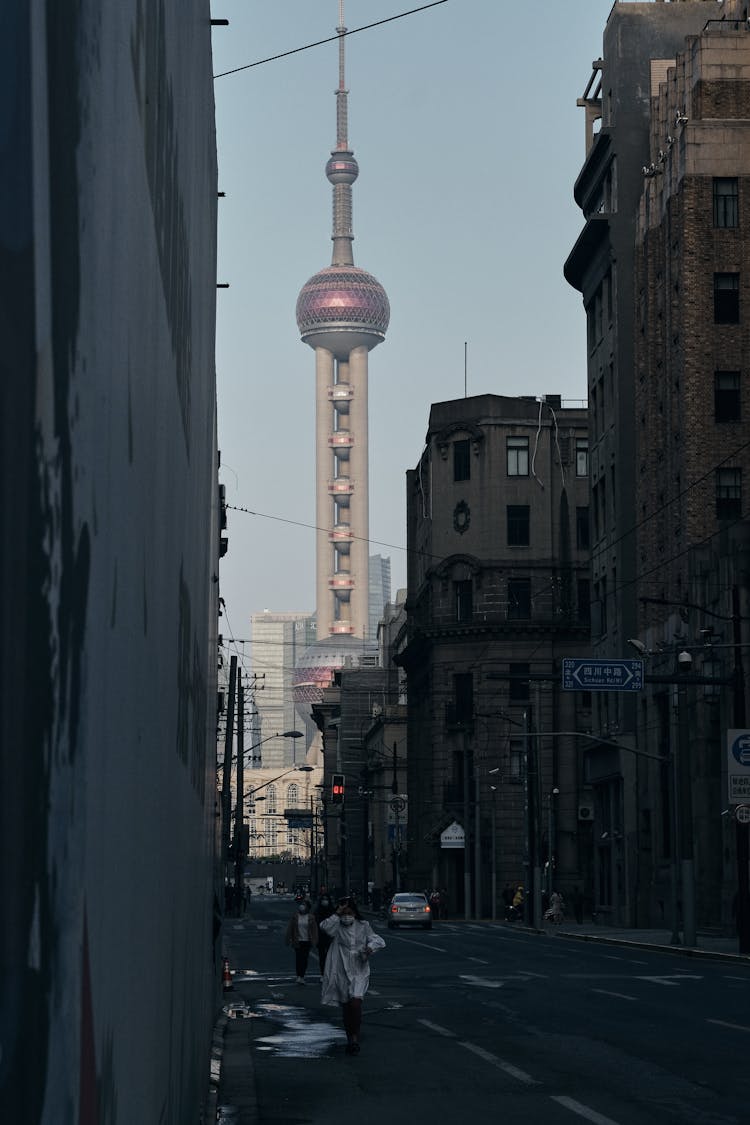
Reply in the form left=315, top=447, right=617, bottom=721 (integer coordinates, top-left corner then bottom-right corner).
left=387, top=892, right=432, bottom=930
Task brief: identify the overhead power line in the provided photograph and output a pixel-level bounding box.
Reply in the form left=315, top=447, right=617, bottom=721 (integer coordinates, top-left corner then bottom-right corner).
left=213, top=1, right=449, bottom=79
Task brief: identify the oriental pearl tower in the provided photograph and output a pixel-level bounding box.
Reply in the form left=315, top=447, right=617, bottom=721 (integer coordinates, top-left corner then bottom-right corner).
left=294, top=1, right=389, bottom=704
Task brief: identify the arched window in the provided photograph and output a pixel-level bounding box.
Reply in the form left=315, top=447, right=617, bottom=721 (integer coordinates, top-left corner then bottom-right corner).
left=266, top=785, right=277, bottom=814
left=287, top=783, right=299, bottom=806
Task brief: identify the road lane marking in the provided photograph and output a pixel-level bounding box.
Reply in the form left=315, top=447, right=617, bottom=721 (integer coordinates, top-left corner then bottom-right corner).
left=459, top=974, right=505, bottom=989
left=418, top=1019, right=455, bottom=1037
left=725, top=975, right=750, bottom=982
left=385, top=934, right=448, bottom=952
left=517, top=970, right=547, bottom=978
left=591, top=988, right=637, bottom=1002
left=638, top=975, right=701, bottom=986
left=551, top=1095, right=621, bottom=1124
left=707, top=1018, right=750, bottom=1033
left=459, top=1041, right=538, bottom=1084
left=625, top=959, right=648, bottom=965
left=468, top=957, right=490, bottom=964
left=368, top=989, right=380, bottom=996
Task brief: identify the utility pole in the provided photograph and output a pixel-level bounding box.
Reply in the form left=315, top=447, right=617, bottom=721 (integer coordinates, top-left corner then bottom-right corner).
left=733, top=584, right=750, bottom=954
left=676, top=653, right=696, bottom=947
left=463, top=731, right=471, bottom=920
left=474, top=770, right=482, bottom=919
left=233, top=673, right=245, bottom=915
left=221, top=655, right=237, bottom=876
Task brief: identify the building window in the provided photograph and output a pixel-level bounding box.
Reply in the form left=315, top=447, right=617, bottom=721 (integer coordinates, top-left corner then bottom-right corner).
left=576, top=506, right=590, bottom=551
left=713, top=178, right=738, bottom=228
left=716, top=468, right=742, bottom=519
left=287, top=783, right=298, bottom=806
left=509, top=738, right=524, bottom=779
left=453, top=672, right=473, bottom=724
left=576, top=438, right=589, bottom=477
left=507, top=436, right=529, bottom=476
left=507, top=505, right=530, bottom=547
left=266, top=785, right=277, bottom=814
left=592, top=577, right=607, bottom=636
left=454, top=439, right=470, bottom=482
left=509, top=663, right=530, bottom=702
left=714, top=273, right=740, bottom=324
left=508, top=578, right=531, bottom=620
left=455, top=579, right=473, bottom=623
left=715, top=371, right=741, bottom=423
left=577, top=578, right=591, bottom=625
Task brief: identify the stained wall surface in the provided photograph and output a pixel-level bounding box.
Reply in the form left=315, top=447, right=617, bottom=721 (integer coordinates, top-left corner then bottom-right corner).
left=1, top=2, right=220, bottom=1120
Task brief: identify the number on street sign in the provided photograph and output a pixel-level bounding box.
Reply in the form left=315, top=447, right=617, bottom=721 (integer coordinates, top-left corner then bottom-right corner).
left=736, top=805, right=750, bottom=825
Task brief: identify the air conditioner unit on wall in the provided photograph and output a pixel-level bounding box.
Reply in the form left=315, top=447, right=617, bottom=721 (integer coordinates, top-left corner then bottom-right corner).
left=578, top=804, right=594, bottom=822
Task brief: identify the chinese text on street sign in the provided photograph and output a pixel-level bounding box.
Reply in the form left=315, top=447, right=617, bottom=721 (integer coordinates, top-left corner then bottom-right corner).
left=727, top=730, right=750, bottom=806
left=562, top=658, right=644, bottom=692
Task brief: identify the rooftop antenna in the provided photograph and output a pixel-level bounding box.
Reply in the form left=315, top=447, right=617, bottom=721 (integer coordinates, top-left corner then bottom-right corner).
left=464, top=341, right=468, bottom=397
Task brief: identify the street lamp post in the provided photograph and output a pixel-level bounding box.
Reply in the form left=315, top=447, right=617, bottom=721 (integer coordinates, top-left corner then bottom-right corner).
left=231, top=730, right=305, bottom=914
left=546, top=787, right=560, bottom=898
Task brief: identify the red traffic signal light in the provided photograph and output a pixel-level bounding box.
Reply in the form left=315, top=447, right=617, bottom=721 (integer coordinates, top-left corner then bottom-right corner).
left=331, top=774, right=345, bottom=803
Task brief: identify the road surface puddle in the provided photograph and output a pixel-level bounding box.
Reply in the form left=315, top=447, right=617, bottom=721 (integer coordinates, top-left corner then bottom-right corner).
left=253, top=1001, right=345, bottom=1057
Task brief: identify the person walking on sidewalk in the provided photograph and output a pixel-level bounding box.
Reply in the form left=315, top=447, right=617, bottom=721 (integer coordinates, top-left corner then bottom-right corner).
left=320, top=896, right=385, bottom=1055
left=314, top=890, right=336, bottom=974
left=285, top=899, right=319, bottom=984
left=544, top=889, right=565, bottom=925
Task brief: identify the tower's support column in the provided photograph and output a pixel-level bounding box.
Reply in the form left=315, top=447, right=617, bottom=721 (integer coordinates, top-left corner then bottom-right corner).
left=348, top=345, right=370, bottom=638
left=315, top=347, right=335, bottom=636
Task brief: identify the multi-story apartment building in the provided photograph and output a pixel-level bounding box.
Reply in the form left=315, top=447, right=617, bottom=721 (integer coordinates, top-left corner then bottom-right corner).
left=397, top=395, right=590, bottom=920
left=567, top=0, right=750, bottom=930
left=251, top=612, right=315, bottom=768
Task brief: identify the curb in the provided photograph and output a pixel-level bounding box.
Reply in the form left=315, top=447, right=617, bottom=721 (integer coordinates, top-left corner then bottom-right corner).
left=552, top=929, right=750, bottom=964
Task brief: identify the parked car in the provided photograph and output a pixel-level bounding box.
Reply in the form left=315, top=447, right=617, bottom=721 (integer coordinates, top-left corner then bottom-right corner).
left=387, top=892, right=432, bottom=930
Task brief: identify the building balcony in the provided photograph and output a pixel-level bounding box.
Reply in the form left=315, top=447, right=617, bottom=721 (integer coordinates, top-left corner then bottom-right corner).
left=328, top=384, right=352, bottom=409
left=330, top=621, right=354, bottom=635
left=329, top=526, right=354, bottom=547
left=329, top=574, right=355, bottom=591
left=329, top=433, right=353, bottom=453
left=328, top=479, right=354, bottom=498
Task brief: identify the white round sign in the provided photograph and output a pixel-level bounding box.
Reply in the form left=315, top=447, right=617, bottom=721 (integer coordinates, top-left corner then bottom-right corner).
left=735, top=805, right=750, bottom=824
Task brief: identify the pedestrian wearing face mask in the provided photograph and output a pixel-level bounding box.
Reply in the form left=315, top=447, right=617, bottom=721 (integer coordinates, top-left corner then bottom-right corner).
left=285, top=899, right=319, bottom=984
left=314, top=891, right=336, bottom=974
left=320, top=896, right=386, bottom=1055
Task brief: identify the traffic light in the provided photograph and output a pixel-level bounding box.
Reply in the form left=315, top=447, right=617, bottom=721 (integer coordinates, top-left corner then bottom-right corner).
left=331, top=773, right=345, bottom=804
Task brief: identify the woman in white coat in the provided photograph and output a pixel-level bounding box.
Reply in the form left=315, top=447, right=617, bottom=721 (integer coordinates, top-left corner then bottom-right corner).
left=320, top=896, right=385, bottom=1055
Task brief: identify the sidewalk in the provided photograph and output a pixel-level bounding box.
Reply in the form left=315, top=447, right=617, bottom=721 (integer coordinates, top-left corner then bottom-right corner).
left=543, top=921, right=748, bottom=962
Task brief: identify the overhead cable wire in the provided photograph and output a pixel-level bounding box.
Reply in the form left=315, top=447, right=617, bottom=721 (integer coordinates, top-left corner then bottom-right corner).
left=213, top=1, right=449, bottom=79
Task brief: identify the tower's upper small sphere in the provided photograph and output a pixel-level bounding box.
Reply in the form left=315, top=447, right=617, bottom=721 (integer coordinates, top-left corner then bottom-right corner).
left=326, top=150, right=359, bottom=186
left=296, top=265, right=390, bottom=356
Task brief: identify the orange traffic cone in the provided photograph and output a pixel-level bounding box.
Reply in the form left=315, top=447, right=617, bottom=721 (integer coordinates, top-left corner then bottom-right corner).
left=222, top=957, right=233, bottom=992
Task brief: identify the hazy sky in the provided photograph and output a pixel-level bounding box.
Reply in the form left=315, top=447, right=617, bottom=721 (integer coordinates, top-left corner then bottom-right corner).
left=212, top=0, right=615, bottom=644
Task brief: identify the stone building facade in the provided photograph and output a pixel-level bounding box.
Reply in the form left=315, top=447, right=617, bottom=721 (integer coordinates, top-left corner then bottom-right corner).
left=397, top=395, right=591, bottom=921
left=633, top=15, right=750, bottom=930
left=567, top=1, right=750, bottom=930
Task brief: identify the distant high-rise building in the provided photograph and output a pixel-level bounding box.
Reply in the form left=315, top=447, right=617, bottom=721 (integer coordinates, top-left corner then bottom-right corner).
left=251, top=612, right=315, bottom=768
left=293, top=2, right=388, bottom=720
left=368, top=554, right=391, bottom=645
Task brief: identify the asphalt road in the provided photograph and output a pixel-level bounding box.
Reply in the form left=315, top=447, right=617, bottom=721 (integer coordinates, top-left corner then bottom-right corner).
left=220, top=895, right=750, bottom=1125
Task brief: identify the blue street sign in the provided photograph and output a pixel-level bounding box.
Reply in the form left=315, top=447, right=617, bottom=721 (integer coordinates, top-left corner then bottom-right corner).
left=562, top=658, right=644, bottom=692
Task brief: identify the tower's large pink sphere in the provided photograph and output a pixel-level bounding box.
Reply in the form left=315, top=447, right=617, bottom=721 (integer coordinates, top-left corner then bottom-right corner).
left=296, top=265, right=390, bottom=356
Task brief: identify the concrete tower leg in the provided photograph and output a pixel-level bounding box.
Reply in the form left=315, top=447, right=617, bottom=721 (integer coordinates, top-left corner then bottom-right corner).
left=348, top=345, right=369, bottom=639
left=315, top=346, right=335, bottom=636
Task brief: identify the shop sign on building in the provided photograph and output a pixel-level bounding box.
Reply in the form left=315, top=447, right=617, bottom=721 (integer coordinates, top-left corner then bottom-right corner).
left=440, top=821, right=465, bottom=849
left=727, top=730, right=750, bottom=804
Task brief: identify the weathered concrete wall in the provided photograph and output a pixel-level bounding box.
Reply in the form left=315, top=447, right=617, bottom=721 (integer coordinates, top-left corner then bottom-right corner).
left=1, top=2, right=220, bottom=1120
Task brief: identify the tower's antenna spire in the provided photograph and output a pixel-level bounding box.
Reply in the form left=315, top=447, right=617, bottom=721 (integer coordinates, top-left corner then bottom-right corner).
left=326, top=0, right=358, bottom=266
left=337, top=1, right=348, bottom=148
